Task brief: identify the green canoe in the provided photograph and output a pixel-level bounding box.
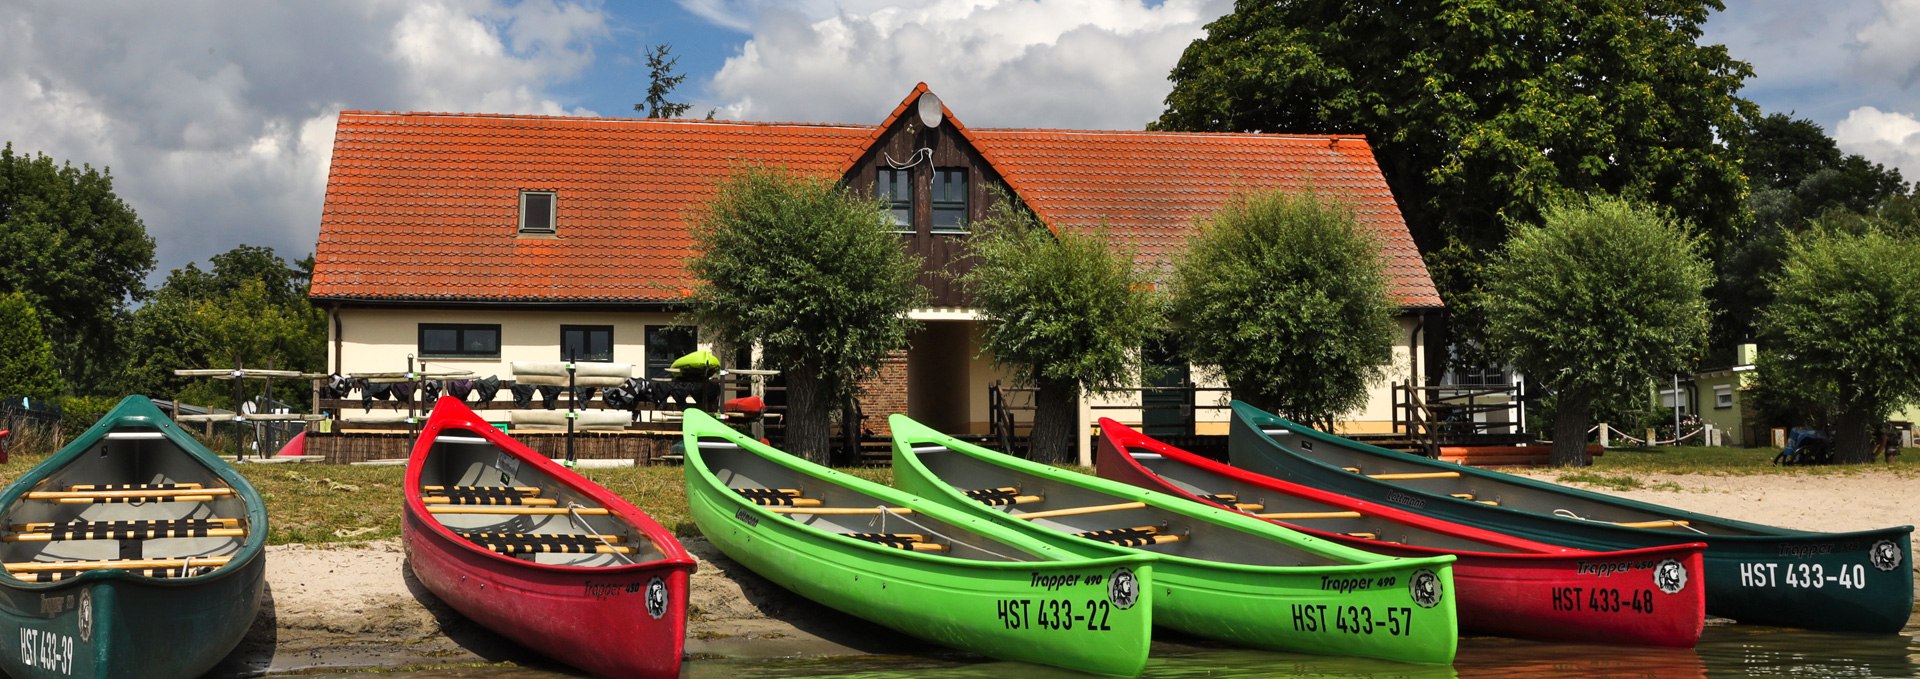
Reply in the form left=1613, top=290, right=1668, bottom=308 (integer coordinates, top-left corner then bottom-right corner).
left=681, top=409, right=1154, bottom=676
left=0, top=396, right=267, bottom=678
left=888, top=415, right=1459, bottom=665
left=1228, top=401, right=1915, bottom=633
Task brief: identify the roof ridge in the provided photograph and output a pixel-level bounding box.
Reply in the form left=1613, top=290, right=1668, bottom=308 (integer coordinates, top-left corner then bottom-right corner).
left=336, top=110, right=880, bottom=131
left=972, top=128, right=1373, bottom=142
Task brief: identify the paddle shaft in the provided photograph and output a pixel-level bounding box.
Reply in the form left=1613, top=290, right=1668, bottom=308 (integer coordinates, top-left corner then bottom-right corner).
left=1014, top=501, right=1146, bottom=520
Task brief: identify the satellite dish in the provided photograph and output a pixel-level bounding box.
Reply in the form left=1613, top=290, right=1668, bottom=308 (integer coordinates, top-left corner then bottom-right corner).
left=916, top=92, right=943, bottom=129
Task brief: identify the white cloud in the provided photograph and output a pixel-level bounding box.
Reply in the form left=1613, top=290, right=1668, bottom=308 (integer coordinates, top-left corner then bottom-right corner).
left=1855, top=0, right=1920, bottom=89
left=701, top=0, right=1233, bottom=129
left=0, top=0, right=609, bottom=283
left=1834, top=106, right=1920, bottom=181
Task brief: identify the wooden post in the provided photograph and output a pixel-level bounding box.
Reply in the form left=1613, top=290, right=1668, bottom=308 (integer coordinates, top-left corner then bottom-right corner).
left=1598, top=423, right=1610, bottom=448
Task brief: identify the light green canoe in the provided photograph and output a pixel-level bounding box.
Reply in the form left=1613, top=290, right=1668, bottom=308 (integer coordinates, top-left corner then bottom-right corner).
left=889, top=414, right=1459, bottom=665
left=681, top=409, right=1154, bottom=676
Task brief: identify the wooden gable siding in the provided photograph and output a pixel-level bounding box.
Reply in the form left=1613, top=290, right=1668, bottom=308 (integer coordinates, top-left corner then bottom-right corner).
left=844, top=116, right=1003, bottom=308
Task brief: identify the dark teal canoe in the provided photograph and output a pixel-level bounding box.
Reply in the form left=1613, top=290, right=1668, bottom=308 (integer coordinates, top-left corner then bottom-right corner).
left=1228, top=401, right=1914, bottom=633
left=0, top=396, right=267, bottom=678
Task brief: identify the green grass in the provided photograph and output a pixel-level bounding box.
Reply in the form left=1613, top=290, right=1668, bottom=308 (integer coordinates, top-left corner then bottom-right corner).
left=1550, top=470, right=1682, bottom=492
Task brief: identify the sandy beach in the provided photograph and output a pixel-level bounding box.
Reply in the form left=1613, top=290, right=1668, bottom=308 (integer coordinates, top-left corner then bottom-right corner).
left=211, top=467, right=1920, bottom=676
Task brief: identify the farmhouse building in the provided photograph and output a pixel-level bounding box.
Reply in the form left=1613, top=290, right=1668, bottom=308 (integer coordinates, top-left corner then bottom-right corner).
left=309, top=84, right=1442, bottom=452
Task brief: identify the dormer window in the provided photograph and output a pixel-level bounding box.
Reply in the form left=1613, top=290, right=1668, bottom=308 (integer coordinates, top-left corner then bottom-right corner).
left=932, top=168, right=968, bottom=232
left=519, top=190, right=556, bottom=234
left=877, top=169, right=912, bottom=229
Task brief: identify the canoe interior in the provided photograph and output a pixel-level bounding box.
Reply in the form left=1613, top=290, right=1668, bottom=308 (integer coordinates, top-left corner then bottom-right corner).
left=908, top=444, right=1344, bottom=567
left=1121, top=448, right=1533, bottom=555
left=1252, top=422, right=1769, bottom=537
left=691, top=440, right=1043, bottom=563
left=2, top=426, right=249, bottom=569
left=418, top=428, right=667, bottom=567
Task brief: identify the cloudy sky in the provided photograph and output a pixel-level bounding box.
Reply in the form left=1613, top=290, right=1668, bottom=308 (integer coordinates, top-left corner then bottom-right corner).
left=4, top=0, right=1919, bottom=283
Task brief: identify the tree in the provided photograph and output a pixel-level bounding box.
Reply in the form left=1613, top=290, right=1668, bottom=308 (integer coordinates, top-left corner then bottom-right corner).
left=1710, top=113, right=1913, bottom=361
left=1482, top=195, right=1711, bottom=466
left=636, top=44, right=693, bottom=119
left=1168, top=190, right=1396, bottom=426
left=1155, top=1, right=1753, bottom=365
left=961, top=196, right=1163, bottom=463
left=120, top=245, right=327, bottom=407
left=0, top=293, right=64, bottom=399
left=1757, top=226, right=1920, bottom=463
left=0, top=143, right=157, bottom=391
left=687, top=165, right=923, bottom=463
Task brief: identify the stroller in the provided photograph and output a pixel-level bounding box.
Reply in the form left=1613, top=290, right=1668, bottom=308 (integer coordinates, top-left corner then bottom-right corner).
left=1773, top=426, right=1832, bottom=465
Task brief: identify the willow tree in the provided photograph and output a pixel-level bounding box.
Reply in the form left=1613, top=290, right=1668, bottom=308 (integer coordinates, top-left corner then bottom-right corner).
left=1758, top=226, right=1920, bottom=462
left=962, top=198, right=1162, bottom=462
left=1482, top=195, right=1711, bottom=466
left=687, top=165, right=923, bottom=463
left=1169, top=190, right=1396, bottom=426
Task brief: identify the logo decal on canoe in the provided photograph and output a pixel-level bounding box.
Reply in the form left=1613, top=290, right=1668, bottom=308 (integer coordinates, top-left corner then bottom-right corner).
left=1409, top=569, right=1442, bottom=608
left=646, top=577, right=669, bottom=619
left=1870, top=539, right=1902, bottom=572
left=77, top=590, right=92, bottom=643
left=1107, top=568, right=1139, bottom=610
left=1654, top=559, right=1688, bottom=594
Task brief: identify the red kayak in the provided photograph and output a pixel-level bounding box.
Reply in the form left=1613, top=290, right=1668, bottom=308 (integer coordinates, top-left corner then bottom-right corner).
left=1096, top=419, right=1706, bottom=647
left=404, top=397, right=696, bottom=677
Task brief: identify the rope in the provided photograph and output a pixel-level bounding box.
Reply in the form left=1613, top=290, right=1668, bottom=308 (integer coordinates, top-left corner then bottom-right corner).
left=1553, top=508, right=1708, bottom=535
left=569, top=502, right=634, bottom=565
left=870, top=505, right=1022, bottom=562
left=1597, top=423, right=1705, bottom=446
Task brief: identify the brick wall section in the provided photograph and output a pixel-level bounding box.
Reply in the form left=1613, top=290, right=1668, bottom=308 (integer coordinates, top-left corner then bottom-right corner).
left=856, top=351, right=910, bottom=436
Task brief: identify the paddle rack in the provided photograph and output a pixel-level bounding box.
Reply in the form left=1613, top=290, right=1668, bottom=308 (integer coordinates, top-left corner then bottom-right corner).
left=171, top=365, right=330, bottom=462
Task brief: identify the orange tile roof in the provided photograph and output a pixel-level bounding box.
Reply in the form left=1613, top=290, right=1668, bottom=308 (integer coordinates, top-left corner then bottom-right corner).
left=311, top=91, right=1440, bottom=308
left=969, top=129, right=1440, bottom=308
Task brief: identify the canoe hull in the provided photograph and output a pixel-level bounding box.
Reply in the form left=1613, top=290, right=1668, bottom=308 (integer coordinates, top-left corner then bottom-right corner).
left=0, top=395, right=268, bottom=679
left=0, top=554, right=264, bottom=679
left=404, top=511, right=688, bottom=679
left=681, top=410, right=1153, bottom=676
left=404, top=397, right=694, bottom=679
left=1228, top=402, right=1915, bottom=633
left=1095, top=420, right=1705, bottom=647
left=888, top=415, right=1459, bottom=665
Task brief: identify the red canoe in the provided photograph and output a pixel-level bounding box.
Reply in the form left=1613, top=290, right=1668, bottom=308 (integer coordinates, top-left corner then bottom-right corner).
left=1096, top=419, right=1706, bottom=647
left=404, top=397, right=696, bottom=678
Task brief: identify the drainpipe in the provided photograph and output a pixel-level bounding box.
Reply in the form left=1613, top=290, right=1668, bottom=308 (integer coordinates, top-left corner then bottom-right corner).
left=331, top=303, right=343, bottom=374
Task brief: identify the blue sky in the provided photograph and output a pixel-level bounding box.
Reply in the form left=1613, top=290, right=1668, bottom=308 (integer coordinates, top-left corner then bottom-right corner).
left=4, top=1, right=1918, bottom=280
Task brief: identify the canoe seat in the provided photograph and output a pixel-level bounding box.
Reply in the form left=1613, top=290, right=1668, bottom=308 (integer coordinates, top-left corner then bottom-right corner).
left=427, top=506, right=610, bottom=516
left=1199, top=494, right=1266, bottom=512
left=1450, top=493, right=1501, bottom=506
left=964, top=487, right=1043, bottom=507
left=4, top=518, right=245, bottom=542
left=26, top=487, right=232, bottom=504
left=5, top=556, right=234, bottom=582
left=66, top=483, right=204, bottom=491
left=455, top=532, right=635, bottom=555
left=1074, top=525, right=1185, bottom=548
left=1616, top=520, right=1690, bottom=529
left=1257, top=510, right=1363, bottom=520
left=734, top=487, right=823, bottom=507
left=1346, top=532, right=1379, bottom=540
left=841, top=532, right=949, bottom=552
left=422, top=486, right=555, bottom=507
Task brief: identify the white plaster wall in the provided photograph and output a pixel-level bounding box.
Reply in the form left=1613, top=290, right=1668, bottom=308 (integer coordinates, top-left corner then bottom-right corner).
left=329, top=307, right=705, bottom=379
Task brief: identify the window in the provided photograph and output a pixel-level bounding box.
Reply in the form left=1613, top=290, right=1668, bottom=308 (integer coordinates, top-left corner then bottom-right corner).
left=561, top=325, right=613, bottom=362
left=419, top=324, right=501, bottom=359
left=644, top=325, right=699, bottom=379
left=520, top=191, right=555, bottom=234
left=1714, top=385, right=1734, bottom=409
left=877, top=169, right=912, bottom=228
left=932, top=168, right=968, bottom=231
